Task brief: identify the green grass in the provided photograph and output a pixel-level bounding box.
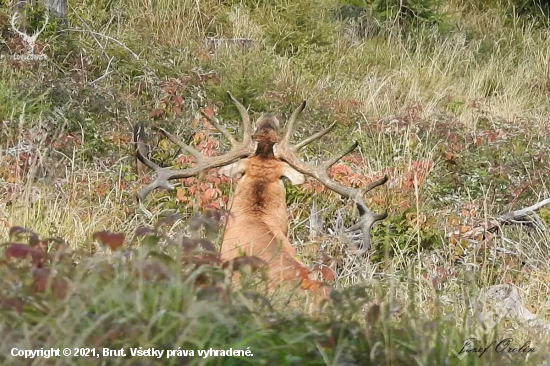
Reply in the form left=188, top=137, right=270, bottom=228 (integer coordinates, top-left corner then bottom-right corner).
left=1, top=0, right=550, bottom=364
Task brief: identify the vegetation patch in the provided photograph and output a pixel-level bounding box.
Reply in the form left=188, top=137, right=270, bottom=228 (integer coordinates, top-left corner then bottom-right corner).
left=1, top=0, right=550, bottom=364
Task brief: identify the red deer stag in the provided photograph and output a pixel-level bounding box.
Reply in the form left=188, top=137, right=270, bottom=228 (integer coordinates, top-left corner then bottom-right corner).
left=134, top=92, right=388, bottom=298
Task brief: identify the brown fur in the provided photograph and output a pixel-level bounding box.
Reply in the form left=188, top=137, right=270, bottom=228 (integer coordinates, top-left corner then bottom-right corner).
left=220, top=120, right=330, bottom=299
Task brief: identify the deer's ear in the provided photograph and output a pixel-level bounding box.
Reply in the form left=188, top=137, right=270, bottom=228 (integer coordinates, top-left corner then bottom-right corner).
left=281, top=163, right=305, bottom=185
left=219, top=160, right=245, bottom=178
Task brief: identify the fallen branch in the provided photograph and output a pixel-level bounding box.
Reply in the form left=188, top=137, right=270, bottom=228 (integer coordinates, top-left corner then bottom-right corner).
left=497, top=198, right=550, bottom=225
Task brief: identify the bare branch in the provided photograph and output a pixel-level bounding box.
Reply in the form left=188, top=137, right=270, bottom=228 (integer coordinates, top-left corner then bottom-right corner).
left=497, top=198, right=550, bottom=224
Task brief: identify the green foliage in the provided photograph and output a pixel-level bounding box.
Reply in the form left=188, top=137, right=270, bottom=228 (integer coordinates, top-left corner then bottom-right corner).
left=340, top=0, right=444, bottom=29
left=507, top=0, right=550, bottom=19
left=371, top=0, right=442, bottom=25
left=371, top=209, right=443, bottom=262
left=2, top=225, right=541, bottom=366
left=461, top=0, right=550, bottom=23
left=262, top=1, right=341, bottom=57
left=204, top=53, right=273, bottom=120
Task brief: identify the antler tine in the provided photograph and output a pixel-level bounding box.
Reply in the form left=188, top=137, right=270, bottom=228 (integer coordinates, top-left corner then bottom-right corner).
left=157, top=127, right=204, bottom=161
left=135, top=149, right=176, bottom=201
left=135, top=131, right=255, bottom=202
left=33, top=13, right=48, bottom=39
left=292, top=122, right=337, bottom=152
left=282, top=101, right=306, bottom=145
left=273, top=101, right=387, bottom=255
left=227, top=92, right=252, bottom=143
left=322, top=141, right=358, bottom=171
left=10, top=13, right=26, bottom=37
left=200, top=111, right=238, bottom=147
left=134, top=95, right=258, bottom=204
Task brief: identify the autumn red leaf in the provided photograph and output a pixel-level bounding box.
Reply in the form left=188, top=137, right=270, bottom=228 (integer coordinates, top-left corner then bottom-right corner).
left=148, top=108, right=164, bottom=119
left=172, top=94, right=184, bottom=107
left=176, top=187, right=188, bottom=202
left=9, top=226, right=39, bottom=246
left=0, top=295, right=24, bottom=315
left=300, top=277, right=321, bottom=291
left=4, top=243, right=45, bottom=265
left=32, top=268, right=69, bottom=299
left=312, top=264, right=336, bottom=282
left=92, top=231, right=125, bottom=251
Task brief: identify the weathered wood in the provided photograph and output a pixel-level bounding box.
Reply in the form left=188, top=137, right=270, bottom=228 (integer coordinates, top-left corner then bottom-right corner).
left=43, top=0, right=66, bottom=18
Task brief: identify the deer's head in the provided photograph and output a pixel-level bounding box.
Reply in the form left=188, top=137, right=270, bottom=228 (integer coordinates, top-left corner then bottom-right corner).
left=10, top=12, right=48, bottom=54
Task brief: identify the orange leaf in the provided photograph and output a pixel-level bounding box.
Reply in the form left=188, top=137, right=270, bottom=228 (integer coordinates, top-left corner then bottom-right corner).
left=300, top=278, right=321, bottom=291
left=176, top=188, right=188, bottom=202
left=148, top=109, right=164, bottom=119
left=203, top=107, right=214, bottom=118
left=459, top=225, right=471, bottom=234
left=313, top=264, right=335, bottom=282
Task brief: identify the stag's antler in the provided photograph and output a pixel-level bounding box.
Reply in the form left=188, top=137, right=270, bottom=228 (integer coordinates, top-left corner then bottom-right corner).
left=10, top=13, right=27, bottom=39
left=274, top=102, right=388, bottom=255
left=10, top=12, right=49, bottom=54
left=135, top=92, right=257, bottom=202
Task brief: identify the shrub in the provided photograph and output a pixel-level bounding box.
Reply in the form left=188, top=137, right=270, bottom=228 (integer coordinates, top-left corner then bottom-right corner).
left=338, top=0, right=444, bottom=30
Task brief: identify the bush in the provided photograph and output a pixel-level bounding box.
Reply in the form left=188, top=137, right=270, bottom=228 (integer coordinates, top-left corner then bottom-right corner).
left=338, top=0, right=444, bottom=30
left=459, top=0, right=550, bottom=22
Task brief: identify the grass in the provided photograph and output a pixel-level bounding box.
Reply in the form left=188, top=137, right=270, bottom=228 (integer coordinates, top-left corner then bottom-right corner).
left=1, top=0, right=550, bottom=365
